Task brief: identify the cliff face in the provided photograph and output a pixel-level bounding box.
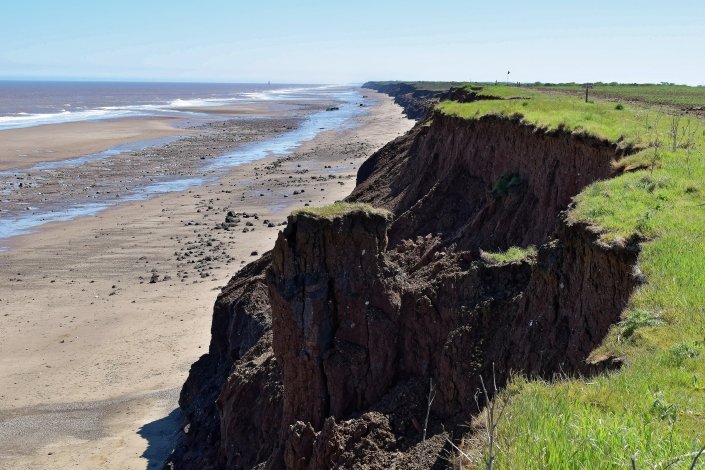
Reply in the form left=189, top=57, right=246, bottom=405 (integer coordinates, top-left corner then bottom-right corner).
left=264, top=210, right=534, bottom=469
left=503, top=221, right=640, bottom=376
left=349, top=112, right=628, bottom=251
left=167, top=106, right=640, bottom=469
left=170, top=254, right=277, bottom=469
left=362, top=82, right=446, bottom=120
left=268, top=211, right=395, bottom=430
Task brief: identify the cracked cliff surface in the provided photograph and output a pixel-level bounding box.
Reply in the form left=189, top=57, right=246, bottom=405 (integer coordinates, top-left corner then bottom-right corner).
left=166, top=105, right=640, bottom=469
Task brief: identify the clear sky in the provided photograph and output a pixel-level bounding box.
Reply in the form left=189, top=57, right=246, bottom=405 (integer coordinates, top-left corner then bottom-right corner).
left=1, top=0, right=704, bottom=84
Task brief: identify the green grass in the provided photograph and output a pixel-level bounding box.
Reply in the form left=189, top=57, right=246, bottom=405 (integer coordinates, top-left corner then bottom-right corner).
left=480, top=246, right=536, bottom=265
left=293, top=202, right=390, bottom=220
left=366, top=80, right=467, bottom=92
left=532, top=83, right=705, bottom=109
left=448, top=86, right=705, bottom=468
left=438, top=86, right=700, bottom=151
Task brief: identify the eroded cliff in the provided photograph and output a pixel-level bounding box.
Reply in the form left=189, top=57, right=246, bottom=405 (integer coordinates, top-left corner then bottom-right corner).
left=166, top=103, right=641, bottom=469
left=361, top=82, right=448, bottom=120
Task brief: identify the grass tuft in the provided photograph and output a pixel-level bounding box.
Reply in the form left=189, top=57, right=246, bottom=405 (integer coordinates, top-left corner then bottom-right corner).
left=618, top=308, right=665, bottom=339
left=292, top=202, right=389, bottom=220
left=480, top=246, right=536, bottom=265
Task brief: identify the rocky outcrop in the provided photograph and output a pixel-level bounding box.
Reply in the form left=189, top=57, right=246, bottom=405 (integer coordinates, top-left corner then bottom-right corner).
left=167, top=105, right=641, bottom=469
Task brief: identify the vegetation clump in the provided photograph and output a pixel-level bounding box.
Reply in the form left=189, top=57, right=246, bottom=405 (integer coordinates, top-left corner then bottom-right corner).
left=480, top=246, right=536, bottom=265
left=293, top=201, right=389, bottom=220
left=491, top=173, right=523, bottom=195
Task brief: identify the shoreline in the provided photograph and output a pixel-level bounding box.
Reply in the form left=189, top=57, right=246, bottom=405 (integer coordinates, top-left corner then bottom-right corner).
left=0, top=99, right=335, bottom=172
left=0, top=95, right=356, bottom=243
left=0, top=117, right=189, bottom=171
left=0, top=114, right=305, bottom=244
left=0, top=90, right=414, bottom=469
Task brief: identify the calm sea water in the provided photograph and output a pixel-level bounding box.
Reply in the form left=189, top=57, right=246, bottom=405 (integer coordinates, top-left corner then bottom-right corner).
left=0, top=81, right=340, bottom=130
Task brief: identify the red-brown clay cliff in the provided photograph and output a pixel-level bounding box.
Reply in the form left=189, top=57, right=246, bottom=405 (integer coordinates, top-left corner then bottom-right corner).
left=166, top=106, right=641, bottom=469
left=268, top=210, right=395, bottom=431
left=350, top=113, right=630, bottom=251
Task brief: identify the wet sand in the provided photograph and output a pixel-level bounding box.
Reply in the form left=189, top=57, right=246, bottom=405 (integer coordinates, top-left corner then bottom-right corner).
left=0, top=115, right=304, bottom=232
left=0, top=118, right=189, bottom=171
left=0, top=91, right=414, bottom=469
left=0, top=101, right=320, bottom=172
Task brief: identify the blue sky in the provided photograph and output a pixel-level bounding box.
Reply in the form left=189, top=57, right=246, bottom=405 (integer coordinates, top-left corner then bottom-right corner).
left=1, top=0, right=704, bottom=84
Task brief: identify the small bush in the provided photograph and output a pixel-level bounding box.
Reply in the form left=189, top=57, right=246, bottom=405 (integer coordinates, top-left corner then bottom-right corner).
left=667, top=342, right=701, bottom=366
left=636, top=175, right=670, bottom=192
left=651, top=392, right=679, bottom=423
left=615, top=103, right=625, bottom=110
left=619, top=308, right=664, bottom=339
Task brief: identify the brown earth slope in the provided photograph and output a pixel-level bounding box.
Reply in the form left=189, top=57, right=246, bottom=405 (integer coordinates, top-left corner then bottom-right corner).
left=166, top=97, right=641, bottom=469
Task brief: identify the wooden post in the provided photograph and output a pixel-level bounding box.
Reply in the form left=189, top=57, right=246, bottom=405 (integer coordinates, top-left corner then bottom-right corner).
left=582, top=83, right=594, bottom=103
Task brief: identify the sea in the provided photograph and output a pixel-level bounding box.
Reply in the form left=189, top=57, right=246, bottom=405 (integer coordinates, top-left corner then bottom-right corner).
left=0, top=81, right=370, bottom=245
left=0, top=81, right=353, bottom=130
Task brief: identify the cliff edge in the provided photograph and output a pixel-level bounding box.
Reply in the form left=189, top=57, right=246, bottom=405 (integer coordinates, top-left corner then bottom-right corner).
left=166, top=89, right=642, bottom=469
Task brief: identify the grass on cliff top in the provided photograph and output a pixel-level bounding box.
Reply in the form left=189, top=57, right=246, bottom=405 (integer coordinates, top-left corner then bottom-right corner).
left=437, top=85, right=697, bottom=151
left=450, top=86, right=705, bottom=468
left=532, top=83, right=705, bottom=109
left=367, top=80, right=467, bottom=92
left=480, top=246, right=536, bottom=265
left=292, top=202, right=389, bottom=220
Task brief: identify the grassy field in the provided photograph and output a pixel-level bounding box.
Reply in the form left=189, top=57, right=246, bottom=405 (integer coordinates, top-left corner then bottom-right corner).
left=440, top=85, right=705, bottom=468
left=365, top=80, right=468, bottom=92
left=532, top=83, right=705, bottom=109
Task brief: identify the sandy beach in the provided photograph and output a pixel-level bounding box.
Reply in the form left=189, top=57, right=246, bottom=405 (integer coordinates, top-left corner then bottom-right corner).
left=0, top=118, right=188, bottom=171
left=0, top=91, right=413, bottom=469
left=0, top=101, right=322, bottom=172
